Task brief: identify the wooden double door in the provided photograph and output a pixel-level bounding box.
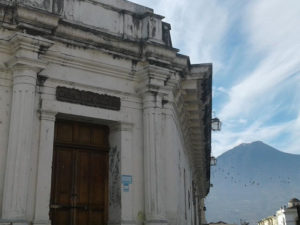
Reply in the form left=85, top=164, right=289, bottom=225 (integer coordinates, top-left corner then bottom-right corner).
left=50, top=120, right=109, bottom=225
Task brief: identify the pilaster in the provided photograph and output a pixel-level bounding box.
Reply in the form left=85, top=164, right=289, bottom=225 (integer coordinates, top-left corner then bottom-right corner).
left=143, top=92, right=167, bottom=225
left=120, top=123, right=135, bottom=225
left=139, top=66, right=172, bottom=225
left=33, top=111, right=56, bottom=225
left=1, top=33, right=53, bottom=224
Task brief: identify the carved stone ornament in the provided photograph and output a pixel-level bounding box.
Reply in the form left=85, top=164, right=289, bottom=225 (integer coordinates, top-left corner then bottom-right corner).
left=56, top=86, right=121, bottom=111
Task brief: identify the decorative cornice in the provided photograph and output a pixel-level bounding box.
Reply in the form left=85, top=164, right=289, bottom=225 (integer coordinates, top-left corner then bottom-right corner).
left=54, top=21, right=141, bottom=59
left=175, top=63, right=212, bottom=196
left=8, top=32, right=54, bottom=55
left=41, top=50, right=136, bottom=81
left=15, top=5, right=59, bottom=34
left=52, top=19, right=182, bottom=67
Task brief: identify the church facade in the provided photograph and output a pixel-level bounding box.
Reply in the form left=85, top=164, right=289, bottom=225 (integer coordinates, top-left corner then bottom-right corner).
left=0, top=1, right=212, bottom=225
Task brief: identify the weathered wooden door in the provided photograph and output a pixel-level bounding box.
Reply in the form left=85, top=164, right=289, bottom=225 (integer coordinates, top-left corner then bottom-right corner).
left=50, top=120, right=109, bottom=225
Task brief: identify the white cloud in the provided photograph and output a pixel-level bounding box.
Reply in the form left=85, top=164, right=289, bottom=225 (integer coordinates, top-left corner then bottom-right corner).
left=217, top=86, right=228, bottom=94
left=247, top=0, right=300, bottom=53
left=220, top=50, right=300, bottom=120
left=220, top=0, right=300, bottom=120
left=238, top=119, right=247, bottom=124
left=283, top=112, right=300, bottom=154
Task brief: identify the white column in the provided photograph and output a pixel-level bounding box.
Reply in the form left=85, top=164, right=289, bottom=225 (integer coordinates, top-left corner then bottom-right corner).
left=1, top=33, right=52, bottom=225
left=33, top=111, right=56, bottom=225
left=2, top=66, right=40, bottom=223
left=120, top=123, right=135, bottom=225
left=143, top=92, right=167, bottom=225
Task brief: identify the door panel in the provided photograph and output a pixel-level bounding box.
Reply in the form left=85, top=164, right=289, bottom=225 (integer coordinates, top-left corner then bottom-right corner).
left=55, top=122, right=73, bottom=143
left=51, top=147, right=73, bottom=225
left=53, top=148, right=74, bottom=205
left=50, top=120, right=109, bottom=225
left=76, top=151, right=90, bottom=205
left=77, top=125, right=92, bottom=145
left=89, top=153, right=108, bottom=224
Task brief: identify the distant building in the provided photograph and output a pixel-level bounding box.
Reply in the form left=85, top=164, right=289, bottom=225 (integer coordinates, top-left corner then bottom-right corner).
left=209, top=221, right=237, bottom=225
left=258, top=199, right=300, bottom=225
left=258, top=215, right=277, bottom=225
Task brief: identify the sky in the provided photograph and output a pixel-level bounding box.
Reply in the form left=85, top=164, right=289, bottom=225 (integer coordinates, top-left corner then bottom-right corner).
left=131, top=0, right=300, bottom=157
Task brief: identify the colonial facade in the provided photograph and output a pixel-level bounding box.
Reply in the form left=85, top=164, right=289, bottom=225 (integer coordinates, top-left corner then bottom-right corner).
left=0, top=1, right=212, bottom=225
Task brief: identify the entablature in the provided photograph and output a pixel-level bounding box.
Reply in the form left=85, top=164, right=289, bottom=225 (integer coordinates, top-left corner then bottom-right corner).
left=0, top=1, right=191, bottom=74
left=178, top=63, right=212, bottom=197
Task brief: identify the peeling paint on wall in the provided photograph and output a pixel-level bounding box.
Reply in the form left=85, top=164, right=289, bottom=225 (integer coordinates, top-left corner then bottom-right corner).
left=53, top=0, right=64, bottom=14
left=109, top=146, right=121, bottom=223
left=18, top=0, right=52, bottom=11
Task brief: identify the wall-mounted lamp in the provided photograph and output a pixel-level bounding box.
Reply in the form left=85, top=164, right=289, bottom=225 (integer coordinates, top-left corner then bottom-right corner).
left=211, top=117, right=222, bottom=131
left=210, top=156, right=217, bottom=166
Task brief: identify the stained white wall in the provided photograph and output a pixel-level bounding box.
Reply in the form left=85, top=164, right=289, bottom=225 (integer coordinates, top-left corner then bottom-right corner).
left=0, top=2, right=202, bottom=222
left=0, top=34, right=200, bottom=225
left=276, top=208, right=298, bottom=225
left=161, top=105, right=197, bottom=225
left=62, top=0, right=163, bottom=42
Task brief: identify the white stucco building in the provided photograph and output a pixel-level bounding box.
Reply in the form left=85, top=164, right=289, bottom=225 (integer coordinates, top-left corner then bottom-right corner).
left=258, top=199, right=300, bottom=225
left=0, top=1, right=212, bottom=225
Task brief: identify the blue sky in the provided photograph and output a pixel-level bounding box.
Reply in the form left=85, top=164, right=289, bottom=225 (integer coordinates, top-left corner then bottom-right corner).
left=131, top=0, right=300, bottom=157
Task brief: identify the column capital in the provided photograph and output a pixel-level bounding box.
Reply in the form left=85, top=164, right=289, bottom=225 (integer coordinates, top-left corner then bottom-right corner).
left=6, top=56, right=48, bottom=74
left=120, top=122, right=134, bottom=131
left=6, top=32, right=53, bottom=74
left=38, top=110, right=56, bottom=121
left=5, top=33, right=54, bottom=75
left=142, top=91, right=163, bottom=109
left=136, top=65, right=177, bottom=97
left=110, top=122, right=134, bottom=132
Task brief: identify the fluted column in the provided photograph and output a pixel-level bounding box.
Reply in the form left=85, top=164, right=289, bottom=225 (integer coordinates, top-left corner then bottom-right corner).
left=1, top=33, right=52, bottom=224
left=2, top=66, right=39, bottom=221
left=143, top=92, right=167, bottom=225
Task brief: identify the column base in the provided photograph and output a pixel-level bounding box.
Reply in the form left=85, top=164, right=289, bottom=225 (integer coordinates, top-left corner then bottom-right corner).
left=32, top=220, right=51, bottom=225
left=0, top=219, right=30, bottom=225
left=145, top=219, right=168, bottom=225
left=108, top=222, right=121, bottom=225
left=121, top=220, right=136, bottom=225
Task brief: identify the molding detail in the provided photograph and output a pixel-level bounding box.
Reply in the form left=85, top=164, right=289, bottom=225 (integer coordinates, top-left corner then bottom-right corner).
left=39, top=110, right=56, bottom=121
left=8, top=32, right=54, bottom=55
left=56, top=86, right=121, bottom=111
left=16, top=6, right=59, bottom=34
left=6, top=57, right=47, bottom=73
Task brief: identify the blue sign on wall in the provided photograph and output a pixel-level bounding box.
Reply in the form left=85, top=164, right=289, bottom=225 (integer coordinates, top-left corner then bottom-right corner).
left=122, top=175, right=132, bottom=192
